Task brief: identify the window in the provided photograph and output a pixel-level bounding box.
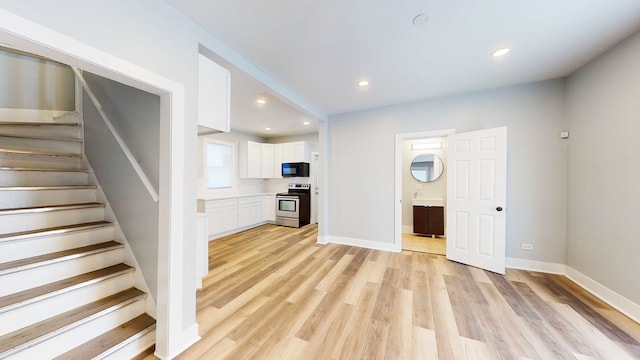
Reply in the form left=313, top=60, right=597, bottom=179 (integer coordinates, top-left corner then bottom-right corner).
left=206, top=141, right=233, bottom=189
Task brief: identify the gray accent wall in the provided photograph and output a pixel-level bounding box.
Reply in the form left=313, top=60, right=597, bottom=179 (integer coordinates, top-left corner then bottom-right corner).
left=327, top=80, right=568, bottom=263
left=0, top=47, right=75, bottom=110
left=82, top=73, right=160, bottom=299
left=566, top=30, right=640, bottom=305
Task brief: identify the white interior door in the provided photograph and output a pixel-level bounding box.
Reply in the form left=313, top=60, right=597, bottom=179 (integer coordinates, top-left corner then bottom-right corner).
left=446, top=127, right=507, bottom=274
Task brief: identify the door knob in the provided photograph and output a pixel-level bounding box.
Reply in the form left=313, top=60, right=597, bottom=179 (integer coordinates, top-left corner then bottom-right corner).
left=496, top=206, right=503, bottom=212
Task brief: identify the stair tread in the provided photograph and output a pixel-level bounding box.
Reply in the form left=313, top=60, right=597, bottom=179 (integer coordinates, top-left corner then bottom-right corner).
left=0, top=201, right=105, bottom=215
left=0, top=122, right=80, bottom=127
left=0, top=167, right=89, bottom=173
left=0, top=133, right=83, bottom=142
left=0, top=288, right=145, bottom=355
left=54, top=314, right=155, bottom=360
left=0, top=147, right=82, bottom=158
left=0, top=185, right=96, bottom=191
left=0, top=221, right=112, bottom=242
left=0, top=263, right=133, bottom=310
left=0, top=241, right=122, bottom=273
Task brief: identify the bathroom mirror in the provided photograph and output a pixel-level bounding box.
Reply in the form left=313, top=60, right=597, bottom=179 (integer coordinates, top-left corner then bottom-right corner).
left=410, top=153, right=444, bottom=182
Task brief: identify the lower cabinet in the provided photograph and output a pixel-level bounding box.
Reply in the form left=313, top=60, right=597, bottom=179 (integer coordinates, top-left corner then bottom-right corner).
left=204, top=195, right=276, bottom=239
left=206, top=199, right=238, bottom=236
left=238, top=197, right=262, bottom=228
left=413, top=206, right=445, bottom=236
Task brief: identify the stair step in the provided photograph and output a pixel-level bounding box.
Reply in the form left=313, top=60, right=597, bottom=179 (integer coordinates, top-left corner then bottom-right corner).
left=0, top=221, right=112, bottom=243
left=0, top=133, right=83, bottom=143
left=0, top=147, right=82, bottom=158
left=54, top=314, right=155, bottom=360
left=0, top=167, right=89, bottom=187
left=0, top=202, right=106, bottom=234
left=0, top=264, right=135, bottom=336
left=0, top=186, right=97, bottom=209
left=0, top=288, right=146, bottom=358
left=0, top=134, right=83, bottom=154
left=0, top=149, right=83, bottom=170
left=0, top=221, right=114, bottom=263
left=0, top=241, right=122, bottom=275
left=0, top=202, right=105, bottom=216
left=0, top=122, right=81, bottom=140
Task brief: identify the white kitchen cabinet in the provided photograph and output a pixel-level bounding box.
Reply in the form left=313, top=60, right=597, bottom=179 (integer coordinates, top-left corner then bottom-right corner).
left=239, top=140, right=262, bottom=178
left=282, top=141, right=308, bottom=163
left=262, top=195, right=276, bottom=222
left=238, top=196, right=262, bottom=228
left=206, top=199, right=238, bottom=236
left=273, top=144, right=283, bottom=178
left=261, top=143, right=275, bottom=178
left=197, top=54, right=230, bottom=133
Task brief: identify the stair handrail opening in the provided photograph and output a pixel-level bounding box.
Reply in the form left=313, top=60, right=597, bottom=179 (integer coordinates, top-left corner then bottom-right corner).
left=71, top=67, right=159, bottom=202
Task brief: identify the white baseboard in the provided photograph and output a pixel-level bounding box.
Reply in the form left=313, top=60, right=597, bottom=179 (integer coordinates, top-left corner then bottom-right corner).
left=506, top=257, right=566, bottom=275
left=321, top=235, right=401, bottom=253
left=566, top=266, right=640, bottom=324
left=506, top=257, right=640, bottom=324
left=155, top=324, right=200, bottom=360
left=316, top=236, right=328, bottom=245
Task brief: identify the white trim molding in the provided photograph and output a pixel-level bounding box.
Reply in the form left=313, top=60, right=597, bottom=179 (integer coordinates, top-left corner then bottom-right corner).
left=566, top=266, right=640, bottom=324
left=322, top=235, right=401, bottom=253
left=506, top=257, right=640, bottom=324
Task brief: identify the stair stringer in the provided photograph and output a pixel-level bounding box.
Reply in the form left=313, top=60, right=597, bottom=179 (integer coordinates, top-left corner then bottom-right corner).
left=82, top=157, right=158, bottom=319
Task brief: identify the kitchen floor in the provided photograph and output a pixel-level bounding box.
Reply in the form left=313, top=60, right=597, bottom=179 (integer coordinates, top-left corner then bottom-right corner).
left=402, top=233, right=446, bottom=255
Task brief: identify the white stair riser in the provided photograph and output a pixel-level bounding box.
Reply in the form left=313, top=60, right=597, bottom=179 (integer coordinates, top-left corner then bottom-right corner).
left=0, top=136, right=82, bottom=154
left=0, top=170, right=88, bottom=186
left=0, top=248, right=123, bottom=297
left=0, top=271, right=134, bottom=336
left=0, top=207, right=104, bottom=233
left=0, top=125, right=81, bottom=139
left=0, top=226, right=114, bottom=263
left=101, top=327, right=156, bottom=360
left=0, top=153, right=82, bottom=170
left=0, top=188, right=96, bottom=209
left=4, top=297, right=146, bottom=360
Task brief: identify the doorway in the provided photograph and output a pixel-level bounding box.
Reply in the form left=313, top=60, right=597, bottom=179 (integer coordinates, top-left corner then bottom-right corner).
left=394, top=129, right=454, bottom=254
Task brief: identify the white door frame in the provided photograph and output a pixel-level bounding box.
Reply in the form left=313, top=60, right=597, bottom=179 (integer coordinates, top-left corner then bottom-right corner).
left=0, top=10, right=189, bottom=359
left=395, top=129, right=455, bottom=251
left=310, top=151, right=319, bottom=224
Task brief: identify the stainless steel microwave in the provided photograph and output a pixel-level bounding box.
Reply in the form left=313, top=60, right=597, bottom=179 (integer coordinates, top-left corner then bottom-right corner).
left=281, top=162, right=310, bottom=177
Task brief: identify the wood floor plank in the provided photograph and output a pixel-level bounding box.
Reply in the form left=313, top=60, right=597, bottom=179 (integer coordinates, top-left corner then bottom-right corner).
left=167, top=224, right=640, bottom=360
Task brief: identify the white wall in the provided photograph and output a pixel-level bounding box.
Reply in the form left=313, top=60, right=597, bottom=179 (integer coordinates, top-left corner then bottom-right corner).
left=402, top=137, right=447, bottom=232
left=83, top=72, right=160, bottom=299
left=566, top=30, right=640, bottom=305
left=327, top=80, right=568, bottom=263
left=0, top=47, right=74, bottom=110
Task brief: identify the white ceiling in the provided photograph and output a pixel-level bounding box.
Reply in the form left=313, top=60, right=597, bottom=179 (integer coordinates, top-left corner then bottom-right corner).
left=167, top=0, right=640, bottom=135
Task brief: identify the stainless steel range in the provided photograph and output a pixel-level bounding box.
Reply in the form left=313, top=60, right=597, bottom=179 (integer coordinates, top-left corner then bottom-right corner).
left=276, top=183, right=311, bottom=228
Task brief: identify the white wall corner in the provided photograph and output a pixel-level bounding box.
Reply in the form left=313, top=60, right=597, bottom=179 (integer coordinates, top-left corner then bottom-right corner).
left=565, top=266, right=640, bottom=324
left=316, top=236, right=329, bottom=245
left=506, top=257, right=567, bottom=275
left=325, top=235, right=401, bottom=253
left=154, top=324, right=200, bottom=360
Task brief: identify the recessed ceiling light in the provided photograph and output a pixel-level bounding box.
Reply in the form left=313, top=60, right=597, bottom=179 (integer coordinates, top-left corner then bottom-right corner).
left=412, top=14, right=429, bottom=26
left=256, top=98, right=267, bottom=104
left=357, top=80, right=369, bottom=87
left=303, top=121, right=310, bottom=125
left=492, top=47, right=511, bottom=57
left=265, top=127, right=271, bottom=131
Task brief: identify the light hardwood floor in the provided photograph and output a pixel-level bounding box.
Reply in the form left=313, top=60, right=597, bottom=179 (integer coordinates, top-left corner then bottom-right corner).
left=146, top=224, right=640, bottom=359
left=402, top=233, right=446, bottom=255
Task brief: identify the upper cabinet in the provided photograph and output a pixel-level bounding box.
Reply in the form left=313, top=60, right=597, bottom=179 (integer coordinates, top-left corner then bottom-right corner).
left=197, top=54, right=230, bottom=134
left=239, top=140, right=308, bottom=179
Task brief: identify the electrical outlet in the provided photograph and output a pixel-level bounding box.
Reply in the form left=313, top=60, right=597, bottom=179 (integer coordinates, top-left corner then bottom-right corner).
left=521, top=243, right=534, bottom=250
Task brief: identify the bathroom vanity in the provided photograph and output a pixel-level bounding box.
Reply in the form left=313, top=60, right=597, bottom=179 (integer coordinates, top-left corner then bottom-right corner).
left=412, top=198, right=444, bottom=236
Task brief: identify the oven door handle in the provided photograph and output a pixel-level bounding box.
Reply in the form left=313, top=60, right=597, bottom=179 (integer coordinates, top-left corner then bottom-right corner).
left=277, top=196, right=299, bottom=200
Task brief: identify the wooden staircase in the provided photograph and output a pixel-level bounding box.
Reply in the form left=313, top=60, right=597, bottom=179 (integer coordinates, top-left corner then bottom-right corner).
left=0, top=120, right=156, bottom=359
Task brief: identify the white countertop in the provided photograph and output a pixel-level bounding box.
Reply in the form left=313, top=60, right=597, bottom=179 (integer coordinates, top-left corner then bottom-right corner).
left=197, top=192, right=277, bottom=201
